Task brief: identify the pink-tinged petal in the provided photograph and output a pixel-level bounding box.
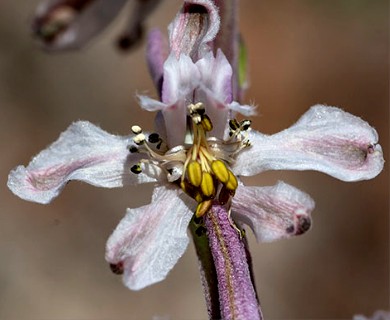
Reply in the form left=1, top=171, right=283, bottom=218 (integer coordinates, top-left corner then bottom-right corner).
left=231, top=182, right=315, bottom=242
left=162, top=100, right=187, bottom=148
left=168, top=0, right=220, bottom=59
left=146, top=28, right=168, bottom=96
left=161, top=53, right=200, bottom=105
left=33, top=0, right=127, bottom=51
left=159, top=53, right=201, bottom=147
left=196, top=50, right=233, bottom=104
left=105, top=186, right=193, bottom=290
left=234, top=105, right=384, bottom=181
left=138, top=95, right=187, bottom=148
left=7, top=121, right=160, bottom=204
left=116, top=0, right=163, bottom=50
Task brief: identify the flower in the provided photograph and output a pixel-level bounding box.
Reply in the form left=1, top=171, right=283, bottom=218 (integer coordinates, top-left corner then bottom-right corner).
left=32, top=0, right=162, bottom=51
left=8, top=0, right=384, bottom=292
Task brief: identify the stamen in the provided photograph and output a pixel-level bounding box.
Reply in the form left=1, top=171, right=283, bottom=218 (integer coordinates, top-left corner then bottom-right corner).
left=201, top=114, right=213, bottom=132
left=240, top=120, right=251, bottom=131
left=133, top=133, right=146, bottom=145
left=211, top=160, right=229, bottom=183
left=128, top=145, right=138, bottom=153
left=130, top=164, right=142, bottom=174
left=131, top=125, right=143, bottom=134
left=195, top=199, right=213, bottom=218
left=148, top=133, right=160, bottom=143
left=200, top=172, right=215, bottom=197
left=187, top=161, right=203, bottom=187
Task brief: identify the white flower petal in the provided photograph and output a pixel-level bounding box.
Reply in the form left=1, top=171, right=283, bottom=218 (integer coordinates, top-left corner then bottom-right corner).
left=105, top=186, right=193, bottom=290
left=158, top=54, right=201, bottom=147
left=161, top=53, right=200, bottom=105
left=228, top=101, right=257, bottom=117
left=7, top=121, right=159, bottom=204
left=231, top=182, right=315, bottom=242
left=196, top=50, right=233, bottom=104
left=234, top=105, right=384, bottom=181
left=138, top=95, right=167, bottom=112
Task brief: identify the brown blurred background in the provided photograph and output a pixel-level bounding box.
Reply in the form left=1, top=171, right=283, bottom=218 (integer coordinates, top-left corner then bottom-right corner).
left=1, top=0, right=388, bottom=319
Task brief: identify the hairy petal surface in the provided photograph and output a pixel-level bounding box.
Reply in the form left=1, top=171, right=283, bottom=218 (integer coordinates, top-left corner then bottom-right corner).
left=232, top=182, right=315, bottom=242
left=168, top=0, right=220, bottom=59
left=33, top=0, right=127, bottom=50
left=7, top=121, right=159, bottom=204
left=105, top=186, right=193, bottom=290
left=234, top=105, right=384, bottom=181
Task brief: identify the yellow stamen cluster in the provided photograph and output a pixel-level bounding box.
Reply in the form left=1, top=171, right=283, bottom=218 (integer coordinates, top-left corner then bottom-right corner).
left=181, top=103, right=239, bottom=218
left=129, top=103, right=251, bottom=220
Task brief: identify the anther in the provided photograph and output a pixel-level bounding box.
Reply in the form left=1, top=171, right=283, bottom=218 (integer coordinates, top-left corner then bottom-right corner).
left=130, top=164, right=142, bottom=174
left=133, top=133, right=146, bottom=145
left=187, top=161, right=202, bottom=187
left=229, top=119, right=240, bottom=131
left=128, top=145, right=138, bottom=153
left=225, top=170, right=238, bottom=191
left=240, top=120, right=251, bottom=131
left=200, top=172, right=215, bottom=197
left=195, top=199, right=213, bottom=218
left=148, top=133, right=160, bottom=143
left=201, top=115, right=213, bottom=132
left=192, top=114, right=202, bottom=124
left=131, top=125, right=142, bottom=134
left=211, top=160, right=229, bottom=183
left=188, top=102, right=205, bottom=115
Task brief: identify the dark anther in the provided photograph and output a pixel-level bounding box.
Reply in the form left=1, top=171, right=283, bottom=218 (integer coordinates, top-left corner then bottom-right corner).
left=109, top=262, right=124, bottom=275
left=148, top=133, right=160, bottom=143
left=197, top=108, right=205, bottom=115
left=240, top=120, right=251, bottom=131
left=131, top=164, right=142, bottom=174
left=296, top=216, right=312, bottom=235
left=195, top=226, right=207, bottom=236
left=229, top=119, right=240, bottom=130
left=129, top=146, right=138, bottom=153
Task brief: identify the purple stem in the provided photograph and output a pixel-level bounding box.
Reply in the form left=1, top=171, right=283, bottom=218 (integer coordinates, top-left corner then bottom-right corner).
left=204, top=205, right=263, bottom=320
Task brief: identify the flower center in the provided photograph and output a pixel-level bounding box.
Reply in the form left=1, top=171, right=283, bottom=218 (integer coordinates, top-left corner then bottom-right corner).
left=129, top=103, right=251, bottom=217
